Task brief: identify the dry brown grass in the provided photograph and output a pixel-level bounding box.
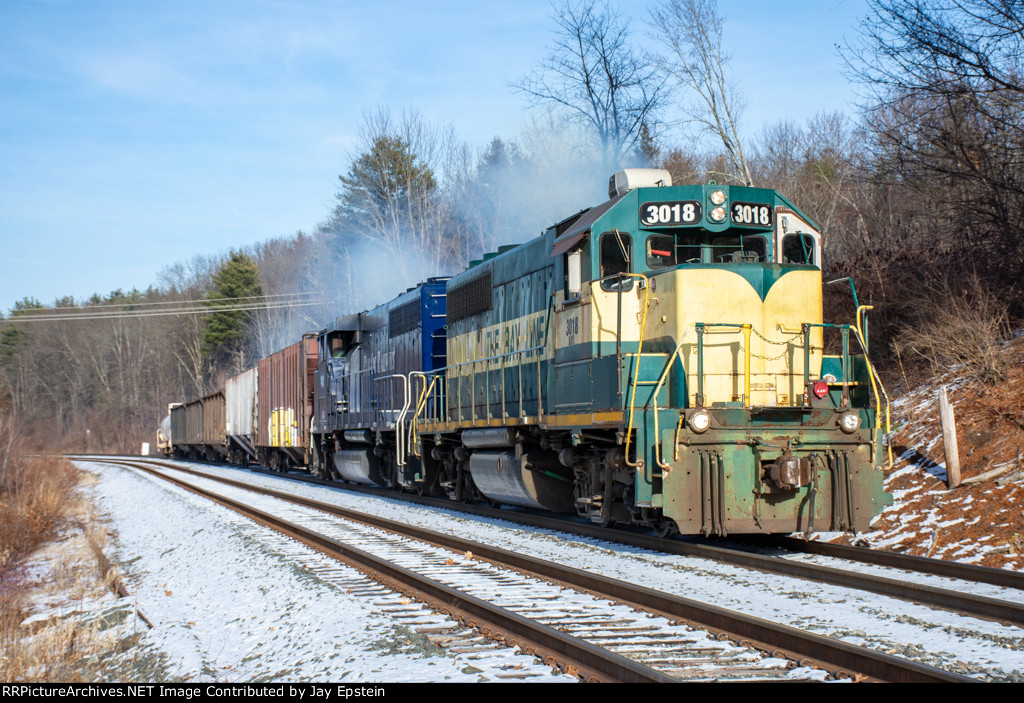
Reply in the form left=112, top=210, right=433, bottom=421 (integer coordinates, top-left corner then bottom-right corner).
left=893, top=275, right=1014, bottom=387
left=0, top=549, right=130, bottom=682
left=0, top=411, right=118, bottom=681
left=0, top=417, right=81, bottom=576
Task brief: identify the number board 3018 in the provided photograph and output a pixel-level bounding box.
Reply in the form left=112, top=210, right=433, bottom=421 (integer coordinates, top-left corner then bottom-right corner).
left=730, top=202, right=774, bottom=227
left=640, top=200, right=702, bottom=226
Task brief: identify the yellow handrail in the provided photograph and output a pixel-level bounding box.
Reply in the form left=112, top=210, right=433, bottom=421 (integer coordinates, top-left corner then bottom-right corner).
left=619, top=273, right=651, bottom=469
left=855, top=305, right=893, bottom=470
left=408, top=372, right=439, bottom=458
left=742, top=323, right=752, bottom=404
left=647, top=325, right=693, bottom=471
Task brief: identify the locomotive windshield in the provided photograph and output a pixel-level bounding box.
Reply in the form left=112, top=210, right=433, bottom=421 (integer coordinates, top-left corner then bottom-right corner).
left=709, top=233, right=768, bottom=263
left=645, top=233, right=675, bottom=267
left=644, top=231, right=769, bottom=267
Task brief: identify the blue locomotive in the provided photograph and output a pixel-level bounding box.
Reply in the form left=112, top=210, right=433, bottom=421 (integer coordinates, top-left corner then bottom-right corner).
left=310, top=277, right=448, bottom=489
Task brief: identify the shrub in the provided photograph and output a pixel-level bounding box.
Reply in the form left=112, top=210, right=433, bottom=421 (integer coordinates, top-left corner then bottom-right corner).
left=0, top=410, right=84, bottom=681
left=894, top=276, right=1013, bottom=386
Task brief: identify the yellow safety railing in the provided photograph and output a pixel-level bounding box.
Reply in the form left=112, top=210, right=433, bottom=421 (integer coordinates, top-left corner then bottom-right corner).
left=616, top=273, right=651, bottom=469
left=408, top=371, right=439, bottom=458
left=855, top=305, right=893, bottom=470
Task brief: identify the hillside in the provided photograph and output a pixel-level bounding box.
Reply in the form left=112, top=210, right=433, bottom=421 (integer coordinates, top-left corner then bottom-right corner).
left=834, top=336, right=1024, bottom=570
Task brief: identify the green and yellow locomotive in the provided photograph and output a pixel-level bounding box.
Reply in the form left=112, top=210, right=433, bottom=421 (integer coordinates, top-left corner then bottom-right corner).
left=413, top=169, right=891, bottom=536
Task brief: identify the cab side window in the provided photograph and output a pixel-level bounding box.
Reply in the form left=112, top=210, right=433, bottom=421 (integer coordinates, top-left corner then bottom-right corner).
left=564, top=248, right=583, bottom=299
left=782, top=234, right=816, bottom=265
left=327, top=331, right=359, bottom=359
left=330, top=335, right=346, bottom=358
left=599, top=231, right=633, bottom=291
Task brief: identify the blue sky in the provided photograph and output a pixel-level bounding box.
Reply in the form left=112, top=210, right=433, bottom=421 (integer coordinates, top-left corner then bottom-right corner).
left=0, top=0, right=868, bottom=313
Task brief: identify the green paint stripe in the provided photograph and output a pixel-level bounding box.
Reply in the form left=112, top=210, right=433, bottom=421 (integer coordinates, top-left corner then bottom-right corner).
left=670, top=263, right=817, bottom=301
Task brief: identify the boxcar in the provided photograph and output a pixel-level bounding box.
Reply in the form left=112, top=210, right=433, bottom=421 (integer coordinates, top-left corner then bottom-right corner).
left=256, top=334, right=318, bottom=470
left=201, top=390, right=226, bottom=461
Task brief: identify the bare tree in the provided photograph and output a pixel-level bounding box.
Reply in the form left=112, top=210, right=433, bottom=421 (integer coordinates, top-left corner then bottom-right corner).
left=514, top=0, right=664, bottom=174
left=751, top=112, right=865, bottom=236
left=158, top=256, right=218, bottom=397
left=649, top=0, right=754, bottom=186
left=249, top=234, right=335, bottom=358
left=845, top=0, right=1024, bottom=293
left=846, top=0, right=1023, bottom=113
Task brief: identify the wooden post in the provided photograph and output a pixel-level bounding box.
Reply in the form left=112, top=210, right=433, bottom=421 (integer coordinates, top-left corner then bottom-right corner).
left=939, top=385, right=961, bottom=489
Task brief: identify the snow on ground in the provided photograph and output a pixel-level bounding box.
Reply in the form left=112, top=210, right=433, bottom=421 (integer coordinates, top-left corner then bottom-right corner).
left=77, top=460, right=574, bottom=683
left=127, top=458, right=1024, bottom=681
left=842, top=346, right=1024, bottom=570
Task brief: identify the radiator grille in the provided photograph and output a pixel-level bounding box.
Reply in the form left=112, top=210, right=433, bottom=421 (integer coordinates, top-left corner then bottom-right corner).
left=389, top=300, right=421, bottom=337
left=447, top=272, right=492, bottom=324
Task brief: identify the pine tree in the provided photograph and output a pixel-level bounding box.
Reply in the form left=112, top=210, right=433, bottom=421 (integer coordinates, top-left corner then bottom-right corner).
left=334, top=134, right=437, bottom=237
left=202, top=251, right=263, bottom=374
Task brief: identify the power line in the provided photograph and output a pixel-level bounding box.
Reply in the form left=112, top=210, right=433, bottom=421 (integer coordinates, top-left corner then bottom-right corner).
left=1, top=298, right=329, bottom=323
left=21, top=291, right=322, bottom=311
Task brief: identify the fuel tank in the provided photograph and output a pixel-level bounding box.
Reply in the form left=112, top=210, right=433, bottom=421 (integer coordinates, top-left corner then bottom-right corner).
left=333, top=448, right=383, bottom=485
left=468, top=450, right=573, bottom=513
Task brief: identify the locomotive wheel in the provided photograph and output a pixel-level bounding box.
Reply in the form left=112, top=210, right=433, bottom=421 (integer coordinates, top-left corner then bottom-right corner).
left=310, top=442, right=331, bottom=479
left=653, top=518, right=679, bottom=539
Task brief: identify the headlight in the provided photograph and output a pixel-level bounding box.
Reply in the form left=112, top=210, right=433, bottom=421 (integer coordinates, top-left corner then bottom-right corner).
left=688, top=409, right=711, bottom=433
left=709, top=206, right=726, bottom=222
left=838, top=411, right=861, bottom=434
left=709, top=189, right=726, bottom=205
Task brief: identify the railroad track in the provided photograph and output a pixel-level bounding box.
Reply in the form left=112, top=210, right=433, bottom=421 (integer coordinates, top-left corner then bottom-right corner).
left=224, top=460, right=1024, bottom=626
left=85, top=456, right=980, bottom=682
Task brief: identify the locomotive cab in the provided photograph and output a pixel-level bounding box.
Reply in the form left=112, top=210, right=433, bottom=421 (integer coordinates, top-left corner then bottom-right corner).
left=311, top=279, right=449, bottom=488
left=556, top=176, right=887, bottom=534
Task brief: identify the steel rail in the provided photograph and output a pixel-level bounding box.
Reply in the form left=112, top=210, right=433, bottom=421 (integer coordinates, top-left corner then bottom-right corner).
left=119, top=459, right=674, bottom=683
left=212, top=460, right=1024, bottom=628
left=105, top=458, right=975, bottom=683
left=82, top=457, right=1024, bottom=618
left=747, top=535, right=1024, bottom=591
left=200, top=459, right=1017, bottom=590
